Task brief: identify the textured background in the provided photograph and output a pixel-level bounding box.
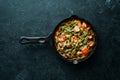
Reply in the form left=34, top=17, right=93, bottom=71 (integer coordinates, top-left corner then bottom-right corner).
left=0, top=0, right=120, bottom=80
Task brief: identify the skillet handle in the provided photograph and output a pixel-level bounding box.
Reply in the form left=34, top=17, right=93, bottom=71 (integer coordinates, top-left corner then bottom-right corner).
left=19, top=34, right=52, bottom=44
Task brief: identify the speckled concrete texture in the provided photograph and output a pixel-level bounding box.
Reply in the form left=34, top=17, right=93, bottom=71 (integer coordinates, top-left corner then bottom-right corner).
left=0, top=0, right=120, bottom=80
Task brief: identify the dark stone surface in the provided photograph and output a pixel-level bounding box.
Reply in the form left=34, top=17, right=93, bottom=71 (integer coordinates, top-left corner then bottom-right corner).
left=0, top=0, right=120, bottom=80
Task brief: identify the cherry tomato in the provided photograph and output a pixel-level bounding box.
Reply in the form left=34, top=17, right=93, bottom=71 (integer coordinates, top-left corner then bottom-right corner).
left=81, top=46, right=89, bottom=55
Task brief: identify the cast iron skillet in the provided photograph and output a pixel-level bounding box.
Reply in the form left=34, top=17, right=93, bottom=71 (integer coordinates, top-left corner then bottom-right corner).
left=20, top=15, right=97, bottom=64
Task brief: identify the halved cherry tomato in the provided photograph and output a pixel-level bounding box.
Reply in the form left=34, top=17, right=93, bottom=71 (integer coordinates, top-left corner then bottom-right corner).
left=58, top=35, right=66, bottom=42
left=81, top=46, right=89, bottom=55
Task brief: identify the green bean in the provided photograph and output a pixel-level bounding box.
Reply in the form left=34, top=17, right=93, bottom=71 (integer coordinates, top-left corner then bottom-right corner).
left=83, top=36, right=88, bottom=45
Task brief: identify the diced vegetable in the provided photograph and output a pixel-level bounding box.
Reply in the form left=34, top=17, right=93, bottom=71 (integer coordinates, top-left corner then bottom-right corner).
left=81, top=46, right=89, bottom=55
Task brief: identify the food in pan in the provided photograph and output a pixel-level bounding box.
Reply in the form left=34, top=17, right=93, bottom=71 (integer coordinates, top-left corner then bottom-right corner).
left=54, top=19, right=96, bottom=60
